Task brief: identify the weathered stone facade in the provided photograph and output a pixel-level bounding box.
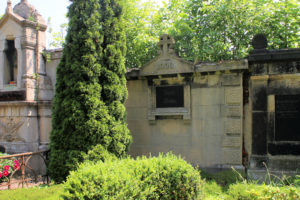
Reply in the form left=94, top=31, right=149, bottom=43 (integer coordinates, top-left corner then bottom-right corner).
left=126, top=34, right=247, bottom=169
left=1, top=1, right=299, bottom=175
left=247, top=47, right=300, bottom=177
left=0, top=0, right=53, bottom=154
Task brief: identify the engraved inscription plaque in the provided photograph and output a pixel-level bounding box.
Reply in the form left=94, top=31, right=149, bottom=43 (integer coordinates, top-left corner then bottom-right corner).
left=156, top=86, right=184, bottom=108
left=275, top=95, right=300, bottom=141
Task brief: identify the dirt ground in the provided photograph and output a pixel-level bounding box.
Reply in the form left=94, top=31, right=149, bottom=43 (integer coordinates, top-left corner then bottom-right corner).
left=0, top=177, right=48, bottom=190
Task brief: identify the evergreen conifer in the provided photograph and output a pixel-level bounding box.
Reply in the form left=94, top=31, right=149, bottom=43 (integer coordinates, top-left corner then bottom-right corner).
left=48, top=0, right=131, bottom=183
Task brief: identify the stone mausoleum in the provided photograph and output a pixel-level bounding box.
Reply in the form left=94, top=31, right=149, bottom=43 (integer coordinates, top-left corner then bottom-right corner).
left=0, top=0, right=299, bottom=176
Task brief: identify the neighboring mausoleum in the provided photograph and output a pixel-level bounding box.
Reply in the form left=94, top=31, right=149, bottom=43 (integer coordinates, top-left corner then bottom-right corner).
left=0, top=0, right=54, bottom=153
left=0, top=1, right=299, bottom=176
left=126, top=34, right=247, bottom=170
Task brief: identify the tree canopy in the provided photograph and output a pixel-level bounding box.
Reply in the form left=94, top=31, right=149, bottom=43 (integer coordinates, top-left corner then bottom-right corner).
left=48, top=0, right=299, bottom=66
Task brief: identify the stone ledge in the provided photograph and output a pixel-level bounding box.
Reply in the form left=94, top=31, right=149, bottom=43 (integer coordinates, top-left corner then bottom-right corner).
left=195, top=60, right=248, bottom=72
left=249, top=48, right=300, bottom=62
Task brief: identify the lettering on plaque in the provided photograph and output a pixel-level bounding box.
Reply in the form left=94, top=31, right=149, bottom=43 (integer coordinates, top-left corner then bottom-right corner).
left=225, top=106, right=241, bottom=117
left=275, top=95, right=300, bottom=141
left=155, top=60, right=176, bottom=72
left=0, top=117, right=25, bottom=142
left=222, top=136, right=241, bottom=148
left=225, top=119, right=241, bottom=135
left=225, top=87, right=241, bottom=105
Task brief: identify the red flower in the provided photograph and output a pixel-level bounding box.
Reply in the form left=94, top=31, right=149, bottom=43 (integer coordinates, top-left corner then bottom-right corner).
left=0, top=172, right=2, bottom=178
left=14, top=160, right=20, bottom=165
left=14, top=163, right=20, bottom=170
left=3, top=170, right=9, bottom=177
left=4, top=165, right=9, bottom=171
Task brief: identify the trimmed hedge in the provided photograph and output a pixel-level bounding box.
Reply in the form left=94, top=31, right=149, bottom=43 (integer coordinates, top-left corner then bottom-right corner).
left=62, top=153, right=203, bottom=200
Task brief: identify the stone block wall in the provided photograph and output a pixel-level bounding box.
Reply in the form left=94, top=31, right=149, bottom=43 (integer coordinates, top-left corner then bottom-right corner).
left=127, top=60, right=247, bottom=168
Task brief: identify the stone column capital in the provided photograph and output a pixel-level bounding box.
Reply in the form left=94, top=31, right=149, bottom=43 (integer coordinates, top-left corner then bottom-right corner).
left=0, top=39, right=7, bottom=51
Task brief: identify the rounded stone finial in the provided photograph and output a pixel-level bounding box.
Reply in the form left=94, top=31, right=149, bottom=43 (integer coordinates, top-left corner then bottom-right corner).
left=13, top=0, right=46, bottom=24
left=252, top=34, right=268, bottom=50
left=6, top=0, right=13, bottom=13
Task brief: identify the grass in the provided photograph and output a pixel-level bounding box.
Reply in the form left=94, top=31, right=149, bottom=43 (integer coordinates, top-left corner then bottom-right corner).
left=0, top=184, right=63, bottom=200
left=200, top=169, right=300, bottom=200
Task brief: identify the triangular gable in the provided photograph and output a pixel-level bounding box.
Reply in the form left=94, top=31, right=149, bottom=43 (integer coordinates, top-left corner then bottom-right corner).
left=139, top=34, right=194, bottom=76
left=0, top=12, right=24, bottom=30
left=140, top=54, right=194, bottom=76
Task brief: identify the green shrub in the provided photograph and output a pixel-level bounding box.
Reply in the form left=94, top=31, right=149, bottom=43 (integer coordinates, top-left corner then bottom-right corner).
left=83, top=144, right=117, bottom=163
left=62, top=153, right=203, bottom=200
left=226, top=183, right=300, bottom=200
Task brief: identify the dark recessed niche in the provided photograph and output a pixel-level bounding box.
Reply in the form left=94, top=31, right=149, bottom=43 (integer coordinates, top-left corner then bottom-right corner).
left=0, top=90, right=26, bottom=101
left=156, top=86, right=184, bottom=108
left=0, top=145, right=6, bottom=153
left=275, top=95, right=300, bottom=141
left=268, top=143, right=300, bottom=155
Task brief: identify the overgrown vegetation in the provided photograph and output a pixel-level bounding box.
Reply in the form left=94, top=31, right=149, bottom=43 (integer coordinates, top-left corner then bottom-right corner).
left=48, top=0, right=131, bottom=183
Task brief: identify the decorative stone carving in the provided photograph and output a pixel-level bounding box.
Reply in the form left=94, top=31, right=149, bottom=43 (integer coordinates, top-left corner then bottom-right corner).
left=0, top=117, right=25, bottom=142
left=252, top=34, right=268, bottom=50
left=158, top=34, right=175, bottom=56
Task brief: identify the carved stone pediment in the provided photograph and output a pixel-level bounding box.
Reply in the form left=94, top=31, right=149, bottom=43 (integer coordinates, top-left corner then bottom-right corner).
left=0, top=117, right=25, bottom=142
left=139, top=34, right=194, bottom=76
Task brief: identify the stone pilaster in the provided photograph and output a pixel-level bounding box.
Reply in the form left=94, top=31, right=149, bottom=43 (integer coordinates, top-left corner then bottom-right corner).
left=15, top=38, right=23, bottom=89
left=0, top=39, right=7, bottom=90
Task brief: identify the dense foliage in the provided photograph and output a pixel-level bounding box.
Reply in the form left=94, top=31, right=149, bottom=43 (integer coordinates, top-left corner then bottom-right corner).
left=47, top=0, right=299, bottom=66
left=62, top=153, right=203, bottom=200
left=82, top=144, right=117, bottom=163
left=131, top=0, right=300, bottom=65
left=48, top=0, right=131, bottom=183
left=168, top=0, right=300, bottom=62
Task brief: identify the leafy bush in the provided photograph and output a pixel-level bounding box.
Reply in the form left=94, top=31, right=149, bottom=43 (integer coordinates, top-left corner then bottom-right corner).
left=83, top=144, right=117, bottom=163
left=226, top=183, right=300, bottom=200
left=62, top=153, right=203, bottom=200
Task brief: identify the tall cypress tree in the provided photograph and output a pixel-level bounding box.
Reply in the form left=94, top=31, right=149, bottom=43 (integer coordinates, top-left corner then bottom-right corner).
left=48, top=0, right=132, bottom=183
